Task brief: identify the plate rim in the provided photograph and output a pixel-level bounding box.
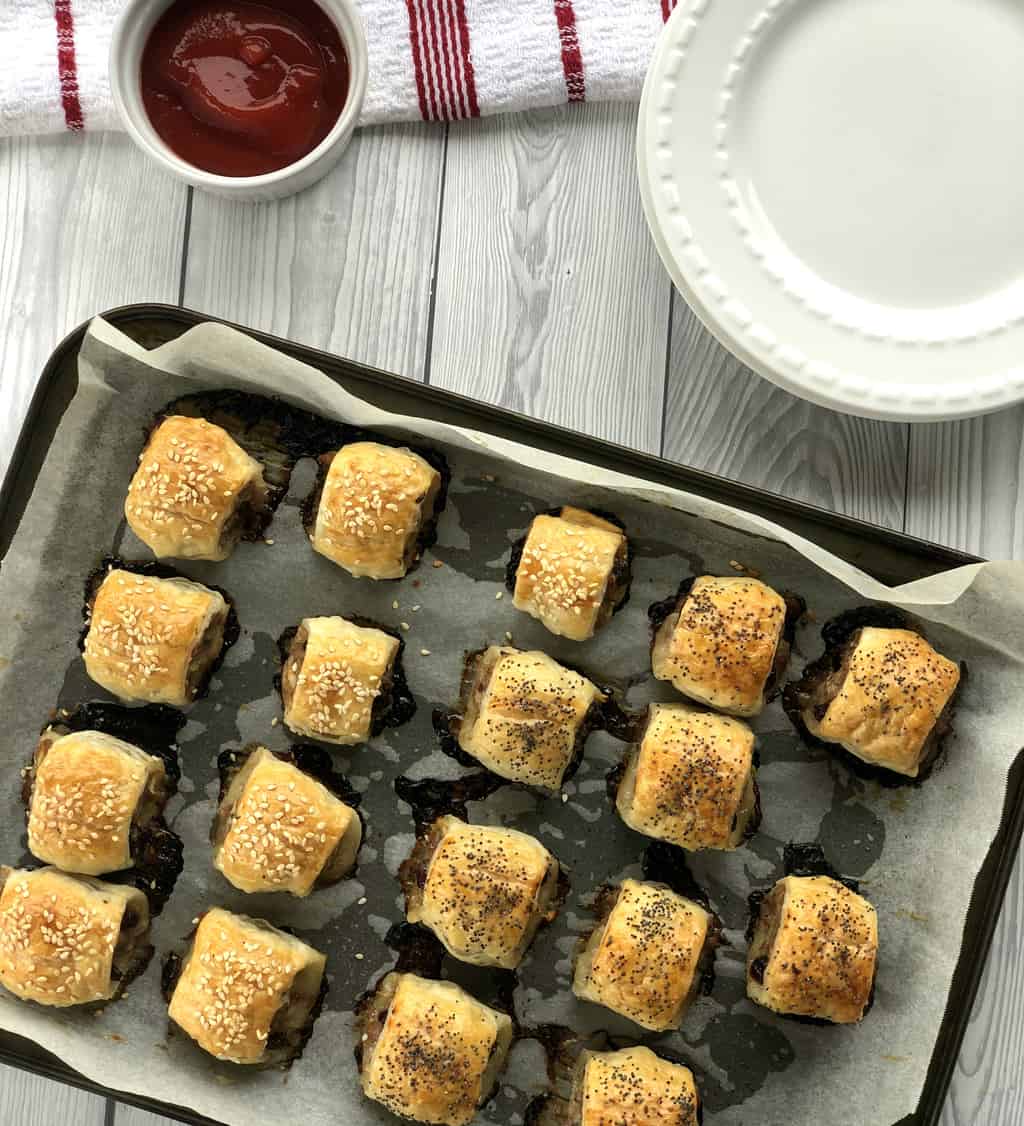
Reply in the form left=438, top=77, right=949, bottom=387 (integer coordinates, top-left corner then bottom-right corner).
left=638, top=0, right=1024, bottom=423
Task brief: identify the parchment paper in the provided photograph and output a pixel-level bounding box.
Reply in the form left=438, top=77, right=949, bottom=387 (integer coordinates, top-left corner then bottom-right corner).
left=0, top=315, right=1021, bottom=1126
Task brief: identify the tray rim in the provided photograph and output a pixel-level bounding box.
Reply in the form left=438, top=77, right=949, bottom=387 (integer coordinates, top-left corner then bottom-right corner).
left=0, top=302, right=1017, bottom=1126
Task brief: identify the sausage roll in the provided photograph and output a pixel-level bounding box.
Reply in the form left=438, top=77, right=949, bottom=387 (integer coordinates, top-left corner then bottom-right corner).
left=509, top=506, right=631, bottom=641
left=281, top=616, right=408, bottom=745
left=615, top=703, right=759, bottom=851
left=212, top=746, right=361, bottom=896
left=166, top=907, right=327, bottom=1065
left=450, top=646, right=606, bottom=790
left=570, top=1046, right=701, bottom=1126
left=400, top=815, right=560, bottom=969
left=747, top=874, right=878, bottom=1024
left=310, top=441, right=442, bottom=580
left=125, top=415, right=267, bottom=562
left=651, top=576, right=791, bottom=717
left=26, top=729, right=172, bottom=876
left=83, top=569, right=229, bottom=706
left=0, top=867, right=151, bottom=1007
left=785, top=622, right=961, bottom=778
left=573, top=879, right=714, bottom=1031
left=358, top=972, right=513, bottom=1126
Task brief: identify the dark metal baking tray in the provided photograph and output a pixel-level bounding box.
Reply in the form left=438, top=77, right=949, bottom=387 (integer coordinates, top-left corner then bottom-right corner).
left=0, top=303, right=1015, bottom=1126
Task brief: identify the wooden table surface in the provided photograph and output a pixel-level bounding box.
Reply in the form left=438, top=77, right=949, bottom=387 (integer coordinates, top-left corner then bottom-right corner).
left=0, top=107, right=1021, bottom=1125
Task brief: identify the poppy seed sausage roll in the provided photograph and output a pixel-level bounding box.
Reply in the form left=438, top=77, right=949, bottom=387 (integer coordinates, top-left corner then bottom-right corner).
left=651, top=575, right=792, bottom=717
left=746, top=874, right=878, bottom=1024
left=615, top=703, right=759, bottom=850
left=358, top=972, right=513, bottom=1126
left=400, top=815, right=560, bottom=969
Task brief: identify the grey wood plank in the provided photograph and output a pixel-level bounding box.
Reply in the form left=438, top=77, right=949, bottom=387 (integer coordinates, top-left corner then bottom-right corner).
left=182, top=123, right=446, bottom=381
left=909, top=413, right=1024, bottom=1124
left=939, top=857, right=1024, bottom=1125
left=662, top=297, right=910, bottom=528
left=428, top=103, right=671, bottom=455
left=0, top=134, right=186, bottom=486
left=906, top=411, right=1024, bottom=557
left=0, top=1064, right=106, bottom=1125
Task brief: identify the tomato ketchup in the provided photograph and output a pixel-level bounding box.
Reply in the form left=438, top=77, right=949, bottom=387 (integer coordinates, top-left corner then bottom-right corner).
left=141, top=0, right=350, bottom=177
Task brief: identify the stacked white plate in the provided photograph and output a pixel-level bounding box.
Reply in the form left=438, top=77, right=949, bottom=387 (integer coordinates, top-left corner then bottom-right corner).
left=638, top=0, right=1024, bottom=421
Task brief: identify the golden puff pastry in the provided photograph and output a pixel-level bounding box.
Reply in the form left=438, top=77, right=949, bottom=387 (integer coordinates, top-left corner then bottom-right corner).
left=511, top=506, right=630, bottom=641
left=27, top=729, right=170, bottom=876
left=570, top=1046, right=701, bottom=1126
left=651, top=576, right=789, bottom=717
left=167, top=907, right=326, bottom=1065
left=573, top=879, right=714, bottom=1032
left=281, top=616, right=403, bottom=745
left=455, top=646, right=605, bottom=790
left=212, top=746, right=361, bottom=896
left=83, top=569, right=229, bottom=707
left=311, top=441, right=442, bottom=579
left=359, top=972, right=513, bottom=1126
left=125, top=415, right=267, bottom=562
left=747, top=875, right=878, bottom=1024
left=0, top=867, right=151, bottom=1007
left=615, top=703, right=759, bottom=851
left=789, top=626, right=960, bottom=777
left=401, top=815, right=560, bottom=969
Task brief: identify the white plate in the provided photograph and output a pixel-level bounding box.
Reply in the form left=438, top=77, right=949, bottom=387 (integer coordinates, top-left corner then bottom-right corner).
left=638, top=0, right=1024, bottom=421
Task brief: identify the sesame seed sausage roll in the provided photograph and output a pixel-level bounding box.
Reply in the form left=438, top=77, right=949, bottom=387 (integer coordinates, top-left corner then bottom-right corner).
left=400, top=815, right=560, bottom=969
left=572, top=879, right=715, bottom=1032
left=358, top=972, right=513, bottom=1126
left=310, top=441, right=443, bottom=580
left=615, top=703, right=759, bottom=851
left=26, top=729, right=172, bottom=876
left=0, top=867, right=151, bottom=1007
left=454, top=646, right=606, bottom=790
left=281, top=616, right=406, bottom=745
left=166, top=907, right=327, bottom=1066
left=125, top=415, right=267, bottom=562
left=651, top=576, right=791, bottom=717
left=747, top=875, right=878, bottom=1024
left=570, top=1046, right=701, bottom=1126
left=510, top=506, right=631, bottom=641
left=83, top=569, right=229, bottom=707
left=212, top=747, right=361, bottom=896
left=785, top=624, right=961, bottom=778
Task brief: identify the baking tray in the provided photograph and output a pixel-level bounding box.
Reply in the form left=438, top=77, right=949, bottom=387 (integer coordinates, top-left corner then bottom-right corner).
left=0, top=303, right=1016, bottom=1126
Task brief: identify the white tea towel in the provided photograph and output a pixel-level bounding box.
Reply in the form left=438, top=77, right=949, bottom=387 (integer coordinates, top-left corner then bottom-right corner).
left=0, top=0, right=678, bottom=136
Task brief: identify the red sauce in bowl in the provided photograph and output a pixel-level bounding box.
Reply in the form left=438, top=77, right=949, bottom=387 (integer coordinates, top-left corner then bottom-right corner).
left=141, top=0, right=350, bottom=177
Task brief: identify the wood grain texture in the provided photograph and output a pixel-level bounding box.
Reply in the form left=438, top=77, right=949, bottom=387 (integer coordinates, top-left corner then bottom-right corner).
left=939, top=855, right=1024, bottom=1125
left=183, top=123, right=446, bottom=381
left=428, top=103, right=671, bottom=454
left=662, top=296, right=909, bottom=528
left=906, top=412, right=1024, bottom=557
left=0, top=1065, right=106, bottom=1125
left=0, top=134, right=186, bottom=485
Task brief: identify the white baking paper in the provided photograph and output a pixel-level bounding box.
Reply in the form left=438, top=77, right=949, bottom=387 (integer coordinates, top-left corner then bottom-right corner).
left=0, top=315, right=1020, bottom=1126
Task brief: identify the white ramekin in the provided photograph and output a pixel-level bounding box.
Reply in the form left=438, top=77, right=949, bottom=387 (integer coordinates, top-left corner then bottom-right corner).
left=109, top=0, right=368, bottom=202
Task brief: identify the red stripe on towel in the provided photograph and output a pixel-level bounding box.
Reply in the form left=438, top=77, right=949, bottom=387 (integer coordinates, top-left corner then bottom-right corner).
left=453, top=0, right=480, bottom=117
left=662, top=0, right=678, bottom=19
left=423, top=0, right=453, bottom=120
left=405, top=0, right=432, bottom=120
left=432, top=0, right=461, bottom=119
left=54, top=0, right=85, bottom=131
left=554, top=0, right=585, bottom=102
